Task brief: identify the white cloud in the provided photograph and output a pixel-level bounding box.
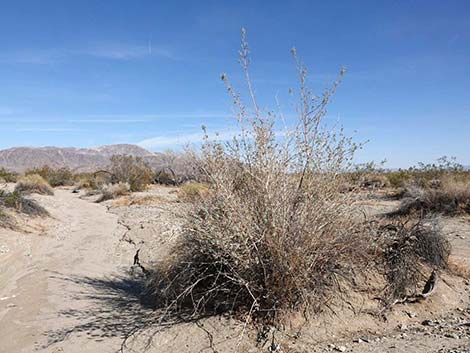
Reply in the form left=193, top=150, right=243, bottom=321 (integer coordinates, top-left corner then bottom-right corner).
left=137, top=130, right=236, bottom=149
left=0, top=43, right=176, bottom=64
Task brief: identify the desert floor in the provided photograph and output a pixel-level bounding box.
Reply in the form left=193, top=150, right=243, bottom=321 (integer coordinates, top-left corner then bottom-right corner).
left=0, top=187, right=469, bottom=353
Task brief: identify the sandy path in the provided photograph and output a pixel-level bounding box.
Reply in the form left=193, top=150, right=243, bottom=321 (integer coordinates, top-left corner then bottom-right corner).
left=0, top=189, right=135, bottom=353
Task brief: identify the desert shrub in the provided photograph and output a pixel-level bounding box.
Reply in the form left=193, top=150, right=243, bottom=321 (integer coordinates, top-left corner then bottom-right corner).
left=154, top=168, right=177, bottom=186
left=0, top=189, right=48, bottom=216
left=378, top=218, right=450, bottom=300
left=386, top=170, right=412, bottom=188
left=178, top=182, right=209, bottom=201
left=109, top=155, right=153, bottom=192
left=0, top=168, right=18, bottom=183
left=15, top=174, right=54, bottom=195
left=147, top=31, right=383, bottom=325
left=96, top=182, right=130, bottom=203
left=26, top=166, right=74, bottom=187
left=390, top=181, right=470, bottom=216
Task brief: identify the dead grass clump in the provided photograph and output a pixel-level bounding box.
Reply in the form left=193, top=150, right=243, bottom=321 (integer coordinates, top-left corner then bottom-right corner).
left=448, top=259, right=470, bottom=279
left=26, top=165, right=74, bottom=187
left=109, top=155, right=154, bottom=192
left=0, top=189, right=49, bottom=216
left=177, top=182, right=209, bottom=201
left=146, top=31, right=380, bottom=325
left=96, top=182, right=130, bottom=203
left=15, top=174, right=54, bottom=195
left=377, top=218, right=450, bottom=300
left=111, top=195, right=166, bottom=208
left=390, top=182, right=470, bottom=216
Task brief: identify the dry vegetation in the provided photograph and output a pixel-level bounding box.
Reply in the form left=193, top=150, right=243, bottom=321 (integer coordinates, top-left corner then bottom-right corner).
left=143, top=31, right=450, bottom=331
left=26, top=165, right=75, bottom=187
left=95, top=182, right=131, bottom=203
left=109, top=155, right=154, bottom=192
left=15, top=174, right=54, bottom=195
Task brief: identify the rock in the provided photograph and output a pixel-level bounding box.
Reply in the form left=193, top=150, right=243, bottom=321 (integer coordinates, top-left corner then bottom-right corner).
left=444, top=333, right=459, bottom=339
left=6, top=303, right=16, bottom=308
left=354, top=336, right=370, bottom=343
left=335, top=346, right=347, bottom=352
left=422, top=319, right=435, bottom=326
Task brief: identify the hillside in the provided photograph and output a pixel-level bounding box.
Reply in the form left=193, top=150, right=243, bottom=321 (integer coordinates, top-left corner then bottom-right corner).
left=0, top=144, right=164, bottom=172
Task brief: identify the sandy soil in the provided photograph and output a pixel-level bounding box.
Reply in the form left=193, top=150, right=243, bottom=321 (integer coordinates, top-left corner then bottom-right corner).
left=0, top=187, right=469, bottom=353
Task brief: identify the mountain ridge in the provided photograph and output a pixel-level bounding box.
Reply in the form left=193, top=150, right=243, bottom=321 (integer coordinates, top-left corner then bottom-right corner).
left=0, top=144, right=164, bottom=172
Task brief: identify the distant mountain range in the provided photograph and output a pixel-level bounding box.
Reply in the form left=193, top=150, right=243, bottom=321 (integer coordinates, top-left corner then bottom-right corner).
left=0, top=144, right=166, bottom=172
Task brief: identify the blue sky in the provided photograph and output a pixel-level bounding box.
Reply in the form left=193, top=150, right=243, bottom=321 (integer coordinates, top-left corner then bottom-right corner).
left=0, top=0, right=468, bottom=168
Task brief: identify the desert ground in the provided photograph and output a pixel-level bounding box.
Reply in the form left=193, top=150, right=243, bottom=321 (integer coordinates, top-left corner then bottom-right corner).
left=0, top=185, right=469, bottom=353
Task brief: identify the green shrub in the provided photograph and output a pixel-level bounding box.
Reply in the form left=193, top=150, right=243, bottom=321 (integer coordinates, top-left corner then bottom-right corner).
left=109, top=155, right=154, bottom=192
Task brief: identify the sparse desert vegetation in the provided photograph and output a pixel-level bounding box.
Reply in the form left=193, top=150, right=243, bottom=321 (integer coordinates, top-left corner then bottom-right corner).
left=14, top=174, right=54, bottom=195
left=0, top=10, right=469, bottom=353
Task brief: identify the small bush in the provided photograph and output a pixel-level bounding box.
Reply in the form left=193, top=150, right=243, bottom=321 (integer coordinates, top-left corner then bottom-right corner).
left=390, top=181, right=470, bottom=216
left=96, top=182, right=130, bottom=203
left=386, top=170, right=411, bottom=188
left=378, top=218, right=450, bottom=300
left=15, top=175, right=54, bottom=195
left=0, top=168, right=18, bottom=183
left=109, top=155, right=154, bottom=192
left=26, top=166, right=74, bottom=187
left=0, top=189, right=49, bottom=216
left=178, top=182, right=209, bottom=201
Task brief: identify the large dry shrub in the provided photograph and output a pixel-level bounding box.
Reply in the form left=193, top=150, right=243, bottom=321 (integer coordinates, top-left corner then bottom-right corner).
left=147, top=30, right=378, bottom=324
left=109, top=155, right=154, bottom=192
left=15, top=174, right=54, bottom=195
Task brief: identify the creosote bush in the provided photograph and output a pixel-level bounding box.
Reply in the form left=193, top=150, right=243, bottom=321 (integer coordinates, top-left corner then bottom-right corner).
left=15, top=174, right=54, bottom=195
left=109, top=155, right=154, bottom=192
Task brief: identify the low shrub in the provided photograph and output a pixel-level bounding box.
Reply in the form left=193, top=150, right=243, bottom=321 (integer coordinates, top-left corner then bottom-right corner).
left=26, top=166, right=74, bottom=187
left=390, top=182, right=470, bottom=216
left=386, top=170, right=412, bottom=188
left=15, top=175, right=54, bottom=195
left=377, top=218, right=450, bottom=300
left=109, top=155, right=154, bottom=192
left=177, top=182, right=209, bottom=201
left=96, top=182, right=130, bottom=203
left=0, top=189, right=49, bottom=216
left=0, top=168, right=19, bottom=183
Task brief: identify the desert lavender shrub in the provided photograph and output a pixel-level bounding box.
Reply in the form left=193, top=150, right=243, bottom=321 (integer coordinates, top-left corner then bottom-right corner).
left=109, top=155, right=154, bottom=192
left=147, top=30, right=382, bottom=325
left=15, top=174, right=54, bottom=195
